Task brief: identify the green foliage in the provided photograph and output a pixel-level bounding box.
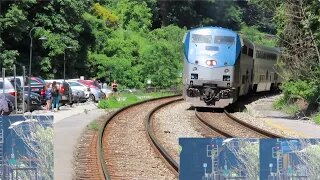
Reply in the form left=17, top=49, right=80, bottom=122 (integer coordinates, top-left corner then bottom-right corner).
left=88, top=120, right=100, bottom=131
left=273, top=95, right=300, bottom=117
left=239, top=25, right=277, bottom=47
left=98, top=92, right=175, bottom=109
left=281, top=80, right=318, bottom=103
left=98, top=94, right=138, bottom=109
left=157, top=0, right=243, bottom=30
left=115, top=0, right=152, bottom=32
left=274, top=79, right=320, bottom=116
left=312, top=113, right=320, bottom=125
left=256, top=1, right=320, bottom=116
left=0, top=50, right=19, bottom=74
left=92, top=3, right=118, bottom=26
left=141, top=40, right=180, bottom=88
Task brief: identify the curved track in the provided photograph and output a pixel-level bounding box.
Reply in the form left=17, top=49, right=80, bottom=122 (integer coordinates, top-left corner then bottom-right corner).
left=98, top=95, right=182, bottom=180
left=81, top=96, right=284, bottom=180
left=195, top=109, right=284, bottom=138
left=146, top=98, right=183, bottom=175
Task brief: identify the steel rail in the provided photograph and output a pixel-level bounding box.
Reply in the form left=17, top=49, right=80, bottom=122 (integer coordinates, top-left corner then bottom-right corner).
left=224, top=110, right=285, bottom=138
left=146, top=98, right=183, bottom=175
left=195, top=109, right=233, bottom=138
left=97, top=94, right=181, bottom=180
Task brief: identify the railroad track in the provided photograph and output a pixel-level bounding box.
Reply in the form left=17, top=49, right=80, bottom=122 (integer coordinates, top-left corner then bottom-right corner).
left=146, top=98, right=183, bottom=175
left=195, top=109, right=284, bottom=138
left=98, top=95, right=182, bottom=180
left=76, top=96, right=284, bottom=179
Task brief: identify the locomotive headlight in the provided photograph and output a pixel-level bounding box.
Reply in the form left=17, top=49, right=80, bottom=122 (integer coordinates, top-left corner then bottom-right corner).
left=206, top=60, right=217, bottom=66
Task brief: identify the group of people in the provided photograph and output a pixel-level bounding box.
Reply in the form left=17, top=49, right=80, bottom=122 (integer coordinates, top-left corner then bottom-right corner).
left=44, top=81, right=60, bottom=112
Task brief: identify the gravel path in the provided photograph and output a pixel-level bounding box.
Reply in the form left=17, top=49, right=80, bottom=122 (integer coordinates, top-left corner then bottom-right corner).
left=152, top=101, right=219, bottom=163
left=232, top=95, right=298, bottom=137
left=54, top=108, right=105, bottom=180
left=103, top=97, right=180, bottom=180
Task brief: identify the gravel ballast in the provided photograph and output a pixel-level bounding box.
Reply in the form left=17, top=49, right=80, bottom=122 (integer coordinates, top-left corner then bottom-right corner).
left=152, top=101, right=220, bottom=162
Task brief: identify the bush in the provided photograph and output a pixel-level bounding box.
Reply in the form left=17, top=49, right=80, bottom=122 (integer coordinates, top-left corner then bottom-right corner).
left=273, top=95, right=300, bottom=117
left=273, top=95, right=288, bottom=110
left=281, top=80, right=318, bottom=103
left=312, top=113, right=320, bottom=125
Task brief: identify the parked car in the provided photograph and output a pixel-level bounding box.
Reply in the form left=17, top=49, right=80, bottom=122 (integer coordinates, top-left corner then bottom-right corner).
left=7, top=79, right=41, bottom=112
left=66, top=80, right=90, bottom=101
left=45, top=80, right=73, bottom=106
left=77, top=80, right=105, bottom=102
left=0, top=78, right=24, bottom=113
left=0, top=93, right=14, bottom=115
left=23, top=91, right=42, bottom=112
left=71, top=89, right=86, bottom=103
left=8, top=76, right=46, bottom=104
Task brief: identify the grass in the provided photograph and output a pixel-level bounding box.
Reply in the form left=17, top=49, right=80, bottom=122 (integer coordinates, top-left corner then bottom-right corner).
left=88, top=120, right=100, bottom=131
left=98, top=91, right=175, bottom=109
left=273, top=96, right=300, bottom=117
left=312, top=113, right=320, bottom=125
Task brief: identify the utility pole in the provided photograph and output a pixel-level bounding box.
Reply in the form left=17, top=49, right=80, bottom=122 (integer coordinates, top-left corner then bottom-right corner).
left=2, top=68, right=5, bottom=94
left=13, top=65, right=17, bottom=114
left=22, top=66, right=25, bottom=115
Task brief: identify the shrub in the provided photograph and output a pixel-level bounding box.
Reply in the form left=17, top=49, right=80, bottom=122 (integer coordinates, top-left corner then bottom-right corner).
left=312, top=113, right=320, bottom=125
left=281, top=80, right=318, bottom=103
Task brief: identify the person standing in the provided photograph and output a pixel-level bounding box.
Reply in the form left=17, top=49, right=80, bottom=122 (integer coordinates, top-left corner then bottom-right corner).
left=111, top=80, right=118, bottom=95
left=51, top=81, right=60, bottom=111
left=0, top=94, right=11, bottom=115
left=45, top=83, right=52, bottom=111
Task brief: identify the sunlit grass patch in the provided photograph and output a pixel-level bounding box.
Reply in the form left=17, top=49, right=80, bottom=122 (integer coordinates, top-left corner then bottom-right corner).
left=88, top=120, right=100, bottom=131
left=312, top=113, right=320, bottom=125
left=273, top=96, right=300, bottom=117
left=98, top=91, right=175, bottom=109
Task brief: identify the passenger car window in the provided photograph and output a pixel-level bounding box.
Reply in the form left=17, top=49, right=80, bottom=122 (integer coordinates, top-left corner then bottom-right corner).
left=248, top=48, right=254, bottom=57
left=242, top=45, right=248, bottom=54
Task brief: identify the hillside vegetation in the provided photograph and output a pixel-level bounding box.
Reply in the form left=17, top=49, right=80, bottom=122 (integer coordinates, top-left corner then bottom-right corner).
left=1, top=0, right=319, bottom=118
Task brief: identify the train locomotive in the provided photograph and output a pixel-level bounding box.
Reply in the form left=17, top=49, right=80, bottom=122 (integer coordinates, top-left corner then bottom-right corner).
left=182, top=26, right=281, bottom=108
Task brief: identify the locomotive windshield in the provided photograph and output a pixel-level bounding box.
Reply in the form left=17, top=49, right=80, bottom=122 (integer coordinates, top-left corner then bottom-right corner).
left=191, top=34, right=212, bottom=43
left=214, top=36, right=235, bottom=44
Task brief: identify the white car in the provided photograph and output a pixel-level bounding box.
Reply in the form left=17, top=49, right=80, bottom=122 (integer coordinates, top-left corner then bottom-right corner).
left=66, top=81, right=91, bottom=99
left=101, top=87, right=113, bottom=97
